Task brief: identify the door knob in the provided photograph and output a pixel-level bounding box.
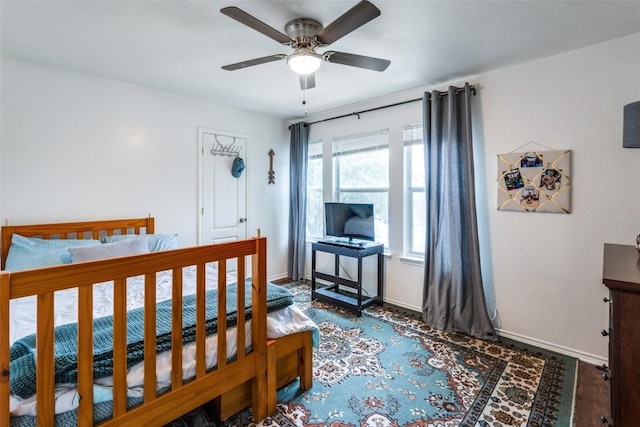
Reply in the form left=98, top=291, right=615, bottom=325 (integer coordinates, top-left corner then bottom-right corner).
left=239, top=218, right=247, bottom=223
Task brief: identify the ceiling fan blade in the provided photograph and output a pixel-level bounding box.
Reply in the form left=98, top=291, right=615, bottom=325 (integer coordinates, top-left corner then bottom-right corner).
left=315, top=0, right=381, bottom=45
left=299, top=73, right=316, bottom=90
left=324, top=51, right=390, bottom=72
left=222, top=54, right=286, bottom=71
left=221, top=7, right=292, bottom=45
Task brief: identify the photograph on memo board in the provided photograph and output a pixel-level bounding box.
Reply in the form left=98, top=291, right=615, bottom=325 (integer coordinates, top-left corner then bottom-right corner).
left=497, top=149, right=572, bottom=213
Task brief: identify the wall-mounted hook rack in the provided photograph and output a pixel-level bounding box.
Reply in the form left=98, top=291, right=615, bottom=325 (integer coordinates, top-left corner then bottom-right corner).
left=210, top=134, right=243, bottom=157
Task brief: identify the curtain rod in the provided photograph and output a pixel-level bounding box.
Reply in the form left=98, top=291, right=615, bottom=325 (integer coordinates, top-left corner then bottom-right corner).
left=291, top=84, right=475, bottom=128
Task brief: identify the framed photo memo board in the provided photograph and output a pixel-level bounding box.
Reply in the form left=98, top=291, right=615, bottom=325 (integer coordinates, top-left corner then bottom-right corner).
left=497, top=149, right=572, bottom=213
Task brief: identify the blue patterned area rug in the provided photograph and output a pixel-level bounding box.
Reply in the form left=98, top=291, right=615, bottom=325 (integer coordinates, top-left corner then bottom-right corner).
left=169, top=282, right=577, bottom=427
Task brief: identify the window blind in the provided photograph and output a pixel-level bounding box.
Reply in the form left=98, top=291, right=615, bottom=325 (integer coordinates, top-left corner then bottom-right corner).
left=308, top=139, right=323, bottom=160
left=403, top=124, right=423, bottom=146
left=333, top=129, right=389, bottom=156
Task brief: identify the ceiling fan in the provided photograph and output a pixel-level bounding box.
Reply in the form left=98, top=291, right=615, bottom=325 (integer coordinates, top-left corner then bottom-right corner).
left=220, top=0, right=391, bottom=90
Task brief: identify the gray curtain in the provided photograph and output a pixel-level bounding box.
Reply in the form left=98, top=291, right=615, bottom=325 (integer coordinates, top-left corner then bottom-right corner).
left=421, top=83, right=495, bottom=340
left=288, top=122, right=309, bottom=281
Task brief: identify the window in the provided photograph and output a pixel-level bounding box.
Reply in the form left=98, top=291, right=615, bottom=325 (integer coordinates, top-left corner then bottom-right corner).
left=306, top=139, right=323, bottom=240
left=333, top=129, right=389, bottom=246
left=404, top=124, right=425, bottom=255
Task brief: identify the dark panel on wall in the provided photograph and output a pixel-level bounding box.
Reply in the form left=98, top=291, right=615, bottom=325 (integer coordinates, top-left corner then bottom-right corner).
left=623, top=101, right=640, bottom=148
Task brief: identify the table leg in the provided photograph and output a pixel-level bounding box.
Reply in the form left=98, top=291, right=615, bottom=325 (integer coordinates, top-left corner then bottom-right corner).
left=311, top=248, right=317, bottom=295
left=377, top=253, right=384, bottom=305
left=357, top=257, right=363, bottom=315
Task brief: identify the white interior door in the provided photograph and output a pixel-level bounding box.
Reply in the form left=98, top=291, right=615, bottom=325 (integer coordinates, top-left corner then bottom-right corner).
left=199, top=129, right=247, bottom=256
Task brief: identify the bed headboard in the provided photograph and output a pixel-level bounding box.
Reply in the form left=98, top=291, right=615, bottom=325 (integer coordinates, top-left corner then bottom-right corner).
left=1, top=217, right=155, bottom=270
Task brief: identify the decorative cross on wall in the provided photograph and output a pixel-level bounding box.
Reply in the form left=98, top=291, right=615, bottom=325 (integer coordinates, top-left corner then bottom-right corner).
left=268, top=149, right=275, bottom=184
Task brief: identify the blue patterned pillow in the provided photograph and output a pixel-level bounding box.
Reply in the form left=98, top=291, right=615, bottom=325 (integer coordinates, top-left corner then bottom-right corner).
left=4, top=234, right=101, bottom=271
left=102, top=234, right=178, bottom=252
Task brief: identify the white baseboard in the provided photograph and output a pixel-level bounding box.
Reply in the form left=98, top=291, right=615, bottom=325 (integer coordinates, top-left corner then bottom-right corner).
left=382, top=296, right=422, bottom=313
left=301, top=278, right=607, bottom=366
left=496, top=328, right=607, bottom=366
left=268, top=272, right=290, bottom=282
left=369, top=298, right=607, bottom=365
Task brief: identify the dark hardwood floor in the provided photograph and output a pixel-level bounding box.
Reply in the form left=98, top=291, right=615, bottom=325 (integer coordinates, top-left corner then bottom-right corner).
left=574, top=360, right=610, bottom=426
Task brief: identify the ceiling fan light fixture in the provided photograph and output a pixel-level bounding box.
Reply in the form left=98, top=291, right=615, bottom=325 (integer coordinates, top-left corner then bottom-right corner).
left=287, top=49, right=322, bottom=75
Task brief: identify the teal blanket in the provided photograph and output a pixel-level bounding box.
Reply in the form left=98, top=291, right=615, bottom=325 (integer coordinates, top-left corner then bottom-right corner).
left=9, top=281, right=293, bottom=399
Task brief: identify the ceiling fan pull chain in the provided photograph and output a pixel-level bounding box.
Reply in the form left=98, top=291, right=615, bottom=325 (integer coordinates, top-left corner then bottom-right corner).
left=302, top=82, right=308, bottom=115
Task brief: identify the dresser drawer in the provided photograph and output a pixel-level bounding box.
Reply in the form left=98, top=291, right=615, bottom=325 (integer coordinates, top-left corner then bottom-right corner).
left=603, top=244, right=640, bottom=427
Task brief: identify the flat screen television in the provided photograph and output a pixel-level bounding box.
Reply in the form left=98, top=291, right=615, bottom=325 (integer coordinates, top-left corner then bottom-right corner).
left=324, top=202, right=375, bottom=243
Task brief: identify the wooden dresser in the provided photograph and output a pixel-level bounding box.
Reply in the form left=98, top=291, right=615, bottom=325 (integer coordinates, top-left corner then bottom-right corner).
left=602, top=243, right=640, bottom=425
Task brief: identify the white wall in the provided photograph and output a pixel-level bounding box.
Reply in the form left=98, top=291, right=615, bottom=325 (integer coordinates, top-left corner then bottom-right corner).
left=480, top=33, right=640, bottom=363
left=0, top=57, right=291, bottom=278
left=301, top=33, right=640, bottom=363
left=2, top=31, right=639, bottom=363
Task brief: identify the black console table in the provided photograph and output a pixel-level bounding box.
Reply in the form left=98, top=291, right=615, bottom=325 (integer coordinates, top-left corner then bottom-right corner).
left=311, top=241, right=384, bottom=315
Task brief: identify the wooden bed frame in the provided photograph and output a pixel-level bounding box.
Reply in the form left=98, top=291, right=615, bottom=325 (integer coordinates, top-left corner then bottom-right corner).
left=0, top=218, right=313, bottom=426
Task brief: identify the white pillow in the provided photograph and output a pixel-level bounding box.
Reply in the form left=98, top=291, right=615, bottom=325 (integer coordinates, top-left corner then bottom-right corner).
left=102, top=234, right=178, bottom=252
left=69, top=237, right=149, bottom=263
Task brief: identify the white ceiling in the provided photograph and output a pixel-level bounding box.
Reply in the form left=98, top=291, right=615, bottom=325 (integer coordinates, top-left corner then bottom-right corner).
left=2, top=1, right=640, bottom=119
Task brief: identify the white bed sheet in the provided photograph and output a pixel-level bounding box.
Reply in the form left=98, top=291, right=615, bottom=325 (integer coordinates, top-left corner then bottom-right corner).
left=8, top=265, right=318, bottom=416
left=9, top=264, right=232, bottom=345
